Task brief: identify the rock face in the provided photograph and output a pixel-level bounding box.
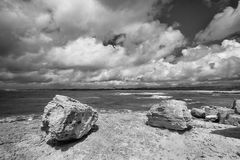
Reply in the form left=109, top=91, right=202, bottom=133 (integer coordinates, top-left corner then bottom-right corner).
left=201, top=106, right=219, bottom=122
left=146, top=100, right=192, bottom=131
left=41, top=95, right=98, bottom=142
left=191, top=108, right=205, bottom=118
left=203, top=106, right=219, bottom=117
left=217, top=107, right=234, bottom=124
left=225, top=114, right=240, bottom=126
left=232, top=99, right=240, bottom=114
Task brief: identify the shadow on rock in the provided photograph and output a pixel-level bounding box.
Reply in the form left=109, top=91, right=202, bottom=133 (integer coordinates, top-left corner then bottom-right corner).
left=47, top=124, right=99, bottom=151
left=211, top=127, right=240, bottom=139
left=146, top=122, right=192, bottom=134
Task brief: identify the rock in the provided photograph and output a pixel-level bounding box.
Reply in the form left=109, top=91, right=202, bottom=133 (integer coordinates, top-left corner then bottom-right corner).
left=201, top=106, right=219, bottom=122
left=146, top=100, right=192, bottom=131
left=191, top=108, right=205, bottom=118
left=203, top=106, right=218, bottom=117
left=41, top=95, right=98, bottom=142
left=217, top=107, right=234, bottom=124
left=232, top=99, right=240, bottom=114
left=205, top=115, right=218, bottom=122
left=225, top=114, right=240, bottom=126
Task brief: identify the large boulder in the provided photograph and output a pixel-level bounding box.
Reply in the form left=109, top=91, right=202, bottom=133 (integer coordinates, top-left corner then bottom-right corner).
left=232, top=99, right=240, bottom=114
left=41, top=95, right=98, bottom=142
left=217, top=107, right=234, bottom=124
left=146, top=100, right=192, bottom=131
left=191, top=108, right=205, bottom=118
left=225, top=114, right=240, bottom=126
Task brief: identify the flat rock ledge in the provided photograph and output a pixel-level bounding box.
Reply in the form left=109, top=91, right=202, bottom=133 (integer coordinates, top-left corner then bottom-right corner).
left=41, top=95, right=98, bottom=143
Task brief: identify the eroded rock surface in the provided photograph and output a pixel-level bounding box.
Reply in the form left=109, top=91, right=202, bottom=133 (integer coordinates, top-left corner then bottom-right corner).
left=203, top=106, right=219, bottom=117
left=191, top=108, right=205, bottom=118
left=146, top=100, right=192, bottom=131
left=217, top=107, right=234, bottom=124
left=225, top=114, right=240, bottom=126
left=232, top=99, right=240, bottom=114
left=41, top=95, right=98, bottom=142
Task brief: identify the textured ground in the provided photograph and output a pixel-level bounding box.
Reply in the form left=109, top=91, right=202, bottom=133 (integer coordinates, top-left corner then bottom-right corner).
left=1, top=111, right=240, bottom=160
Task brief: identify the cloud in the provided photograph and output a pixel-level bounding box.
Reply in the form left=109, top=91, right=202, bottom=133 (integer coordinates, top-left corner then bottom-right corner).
left=0, top=0, right=54, bottom=56
left=202, top=0, right=238, bottom=10
left=1, top=0, right=240, bottom=88
left=45, top=21, right=186, bottom=70
left=195, top=1, right=240, bottom=42
left=86, top=39, right=240, bottom=83
left=0, top=0, right=161, bottom=58
left=0, top=20, right=186, bottom=87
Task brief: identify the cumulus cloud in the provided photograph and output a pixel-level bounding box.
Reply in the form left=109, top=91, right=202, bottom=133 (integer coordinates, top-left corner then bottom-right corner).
left=104, top=39, right=240, bottom=83
left=3, top=33, right=240, bottom=88
left=195, top=0, right=240, bottom=42
left=0, top=20, right=187, bottom=87
left=0, top=0, right=161, bottom=57
left=1, top=0, right=240, bottom=88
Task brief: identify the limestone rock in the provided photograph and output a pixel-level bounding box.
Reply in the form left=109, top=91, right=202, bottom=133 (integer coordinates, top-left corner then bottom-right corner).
left=191, top=108, right=205, bottom=118
left=225, top=114, right=240, bottom=126
left=232, top=99, right=240, bottom=114
left=205, top=115, right=218, bottom=122
left=146, top=100, right=192, bottom=131
left=41, top=95, right=98, bottom=142
left=203, top=106, right=219, bottom=117
left=217, top=107, right=234, bottom=124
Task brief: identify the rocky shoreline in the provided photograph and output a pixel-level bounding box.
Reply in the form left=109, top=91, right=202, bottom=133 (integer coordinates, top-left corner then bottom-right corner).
left=1, top=96, right=240, bottom=160
left=1, top=110, right=240, bottom=160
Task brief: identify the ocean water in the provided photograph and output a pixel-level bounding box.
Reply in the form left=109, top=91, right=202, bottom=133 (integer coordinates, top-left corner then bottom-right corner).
left=1, top=89, right=240, bottom=118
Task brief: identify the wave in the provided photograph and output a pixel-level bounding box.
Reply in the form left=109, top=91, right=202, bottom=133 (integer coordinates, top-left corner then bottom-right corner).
left=137, top=95, right=172, bottom=99
left=186, top=90, right=240, bottom=94
left=0, top=114, right=40, bottom=123
left=86, top=96, right=100, bottom=99
left=3, top=89, right=18, bottom=92
left=187, top=101, right=201, bottom=104
left=115, top=92, right=165, bottom=96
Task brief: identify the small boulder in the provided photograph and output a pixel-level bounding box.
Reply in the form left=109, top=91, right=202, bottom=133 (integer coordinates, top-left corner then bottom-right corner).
left=191, top=108, right=205, bottom=118
left=217, top=107, right=234, bottom=124
left=201, top=106, right=219, bottom=122
left=146, top=100, right=192, bottom=131
left=232, top=99, right=240, bottom=114
left=41, top=95, right=98, bottom=143
left=225, top=114, right=240, bottom=126
left=205, top=115, right=218, bottom=122
left=203, top=106, right=219, bottom=117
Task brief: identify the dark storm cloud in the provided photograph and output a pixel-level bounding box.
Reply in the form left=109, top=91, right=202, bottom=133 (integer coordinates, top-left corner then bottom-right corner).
left=0, top=0, right=54, bottom=57
left=203, top=0, right=238, bottom=9
left=153, top=0, right=238, bottom=39
left=196, top=0, right=240, bottom=42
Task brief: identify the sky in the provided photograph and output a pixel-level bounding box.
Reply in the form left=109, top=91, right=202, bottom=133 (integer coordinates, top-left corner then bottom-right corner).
left=0, top=0, right=240, bottom=89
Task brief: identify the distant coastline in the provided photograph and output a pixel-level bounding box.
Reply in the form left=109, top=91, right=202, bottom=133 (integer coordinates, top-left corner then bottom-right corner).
left=3, top=85, right=240, bottom=91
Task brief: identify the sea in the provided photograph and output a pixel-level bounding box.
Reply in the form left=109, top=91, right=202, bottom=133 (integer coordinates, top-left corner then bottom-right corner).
left=1, top=89, right=240, bottom=118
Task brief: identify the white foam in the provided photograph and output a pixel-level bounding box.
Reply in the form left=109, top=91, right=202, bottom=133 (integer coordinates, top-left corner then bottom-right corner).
left=186, top=90, right=240, bottom=94
left=137, top=95, right=172, bottom=99
left=115, top=92, right=165, bottom=96
left=86, top=96, right=100, bottom=99
left=3, top=89, right=17, bottom=92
